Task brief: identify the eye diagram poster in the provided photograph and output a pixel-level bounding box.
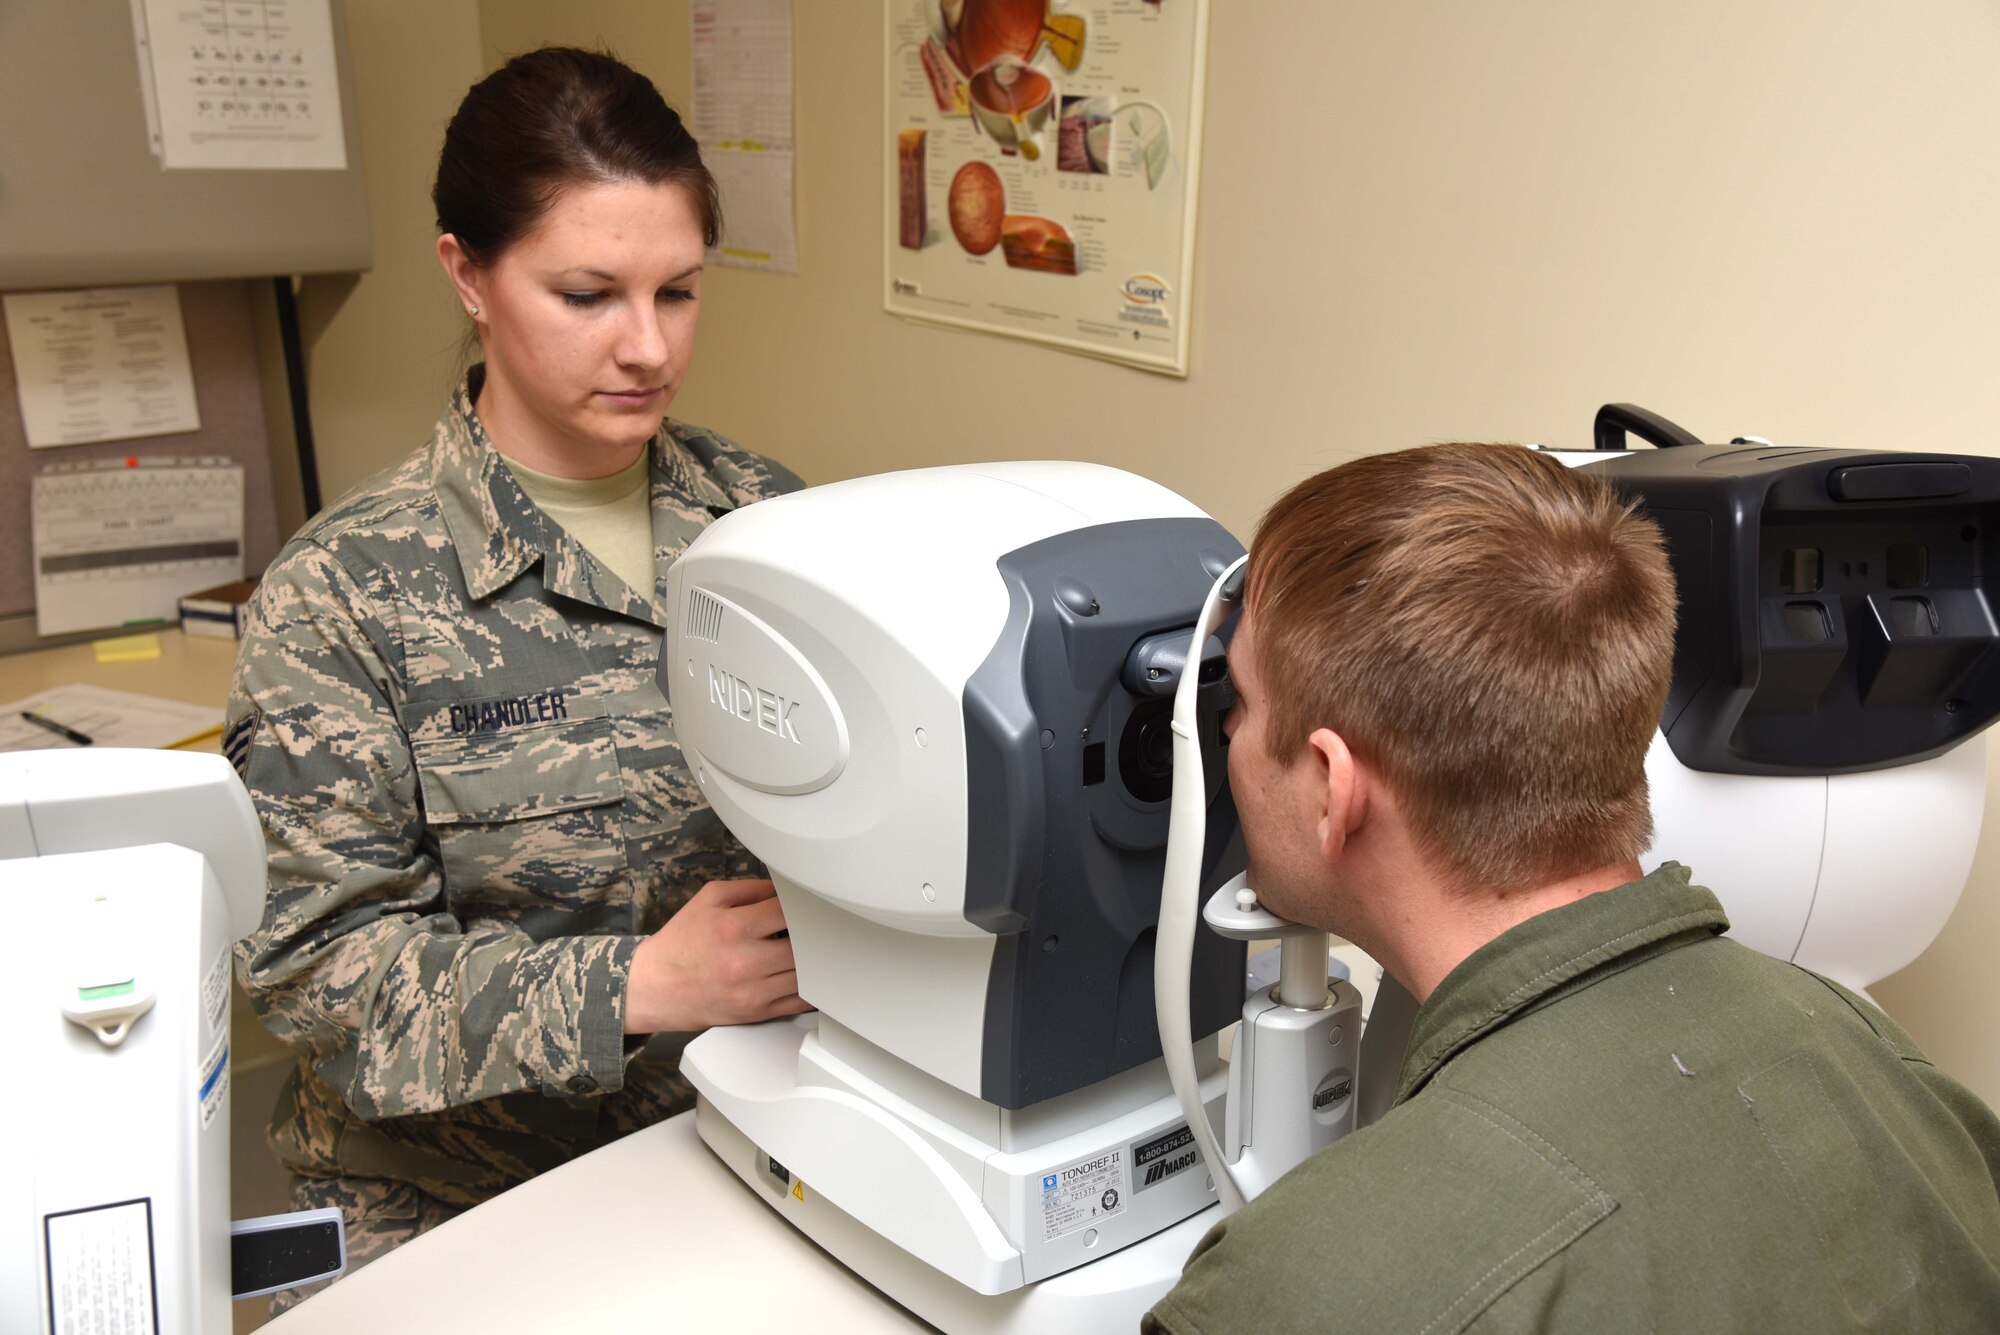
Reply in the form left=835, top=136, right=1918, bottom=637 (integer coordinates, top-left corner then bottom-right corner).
left=884, top=0, right=1209, bottom=376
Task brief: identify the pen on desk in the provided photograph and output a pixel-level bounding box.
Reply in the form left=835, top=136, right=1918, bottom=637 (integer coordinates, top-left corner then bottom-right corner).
left=20, top=711, right=94, bottom=746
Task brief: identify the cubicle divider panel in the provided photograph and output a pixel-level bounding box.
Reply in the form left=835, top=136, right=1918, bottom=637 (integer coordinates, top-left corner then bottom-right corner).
left=0, top=280, right=283, bottom=628
left=0, top=0, right=370, bottom=291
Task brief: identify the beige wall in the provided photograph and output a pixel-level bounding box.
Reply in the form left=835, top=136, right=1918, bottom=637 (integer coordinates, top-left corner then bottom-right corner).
left=314, top=2, right=2000, bottom=1101
left=305, top=0, right=485, bottom=502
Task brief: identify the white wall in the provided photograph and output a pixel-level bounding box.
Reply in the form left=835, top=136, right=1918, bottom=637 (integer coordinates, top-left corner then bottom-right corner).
left=317, top=0, right=2000, bottom=1102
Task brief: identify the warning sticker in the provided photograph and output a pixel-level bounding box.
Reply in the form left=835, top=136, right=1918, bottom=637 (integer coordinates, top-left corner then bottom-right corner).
left=201, top=945, right=229, bottom=1034
left=1039, top=1147, right=1129, bottom=1241
left=197, top=1034, right=229, bottom=1131
left=45, top=1198, right=157, bottom=1334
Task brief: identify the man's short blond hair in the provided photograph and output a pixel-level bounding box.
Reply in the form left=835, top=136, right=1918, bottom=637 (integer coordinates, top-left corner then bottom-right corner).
left=1244, top=443, right=1677, bottom=893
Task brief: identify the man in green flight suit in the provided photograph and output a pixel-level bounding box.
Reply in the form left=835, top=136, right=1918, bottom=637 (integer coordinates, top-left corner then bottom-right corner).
left=1146, top=443, right=2000, bottom=1333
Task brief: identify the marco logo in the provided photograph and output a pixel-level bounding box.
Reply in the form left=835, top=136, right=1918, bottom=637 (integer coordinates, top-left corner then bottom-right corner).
left=1143, top=1149, right=1198, bottom=1186
left=1132, top=1122, right=1201, bottom=1192
left=708, top=665, right=803, bottom=744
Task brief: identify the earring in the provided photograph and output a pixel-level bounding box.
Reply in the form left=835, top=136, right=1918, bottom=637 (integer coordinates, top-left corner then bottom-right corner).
left=468, top=305, right=480, bottom=316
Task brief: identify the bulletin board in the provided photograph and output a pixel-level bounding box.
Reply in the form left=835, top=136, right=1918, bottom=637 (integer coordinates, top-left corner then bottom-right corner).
left=0, top=281, right=283, bottom=623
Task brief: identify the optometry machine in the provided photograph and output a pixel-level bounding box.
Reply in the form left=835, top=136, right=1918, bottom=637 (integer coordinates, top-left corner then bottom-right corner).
left=661, top=404, right=2000, bottom=1333
left=1, top=750, right=346, bottom=1334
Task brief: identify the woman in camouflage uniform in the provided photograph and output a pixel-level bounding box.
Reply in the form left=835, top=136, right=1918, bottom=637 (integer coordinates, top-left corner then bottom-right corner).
left=225, top=48, right=811, bottom=1298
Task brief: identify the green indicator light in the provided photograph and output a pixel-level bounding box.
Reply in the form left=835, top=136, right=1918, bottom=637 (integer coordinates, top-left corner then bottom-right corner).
left=79, top=980, right=136, bottom=1001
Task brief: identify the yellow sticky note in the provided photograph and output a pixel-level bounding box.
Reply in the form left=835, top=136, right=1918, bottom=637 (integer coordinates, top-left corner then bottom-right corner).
left=94, top=633, right=163, bottom=663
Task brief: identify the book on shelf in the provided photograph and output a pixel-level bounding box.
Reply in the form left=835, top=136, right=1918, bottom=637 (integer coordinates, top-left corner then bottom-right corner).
left=178, top=579, right=257, bottom=640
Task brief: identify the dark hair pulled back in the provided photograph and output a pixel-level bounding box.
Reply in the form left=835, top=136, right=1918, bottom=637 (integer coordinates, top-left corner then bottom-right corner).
left=434, top=46, right=721, bottom=263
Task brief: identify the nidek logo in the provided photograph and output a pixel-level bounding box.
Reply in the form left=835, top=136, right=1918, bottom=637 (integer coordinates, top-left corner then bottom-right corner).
left=707, top=665, right=803, bottom=744
left=1120, top=273, right=1170, bottom=305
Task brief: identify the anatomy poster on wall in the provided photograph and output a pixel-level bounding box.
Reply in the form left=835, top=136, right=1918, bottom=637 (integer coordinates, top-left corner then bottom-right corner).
left=883, top=0, right=1209, bottom=376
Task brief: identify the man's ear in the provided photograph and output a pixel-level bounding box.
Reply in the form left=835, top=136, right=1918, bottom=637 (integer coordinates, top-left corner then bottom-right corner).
left=1305, top=727, right=1362, bottom=865
left=437, top=234, right=487, bottom=320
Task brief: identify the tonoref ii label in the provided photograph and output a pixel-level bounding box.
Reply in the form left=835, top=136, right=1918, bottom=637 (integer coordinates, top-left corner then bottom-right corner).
left=1040, top=1147, right=1129, bottom=1240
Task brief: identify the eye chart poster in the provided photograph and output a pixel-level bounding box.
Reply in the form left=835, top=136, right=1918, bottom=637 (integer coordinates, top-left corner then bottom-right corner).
left=883, top=0, right=1210, bottom=376
left=133, top=0, right=348, bottom=170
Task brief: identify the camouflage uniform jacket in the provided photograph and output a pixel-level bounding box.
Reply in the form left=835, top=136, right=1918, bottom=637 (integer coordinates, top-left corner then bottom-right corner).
left=227, top=373, right=800, bottom=1204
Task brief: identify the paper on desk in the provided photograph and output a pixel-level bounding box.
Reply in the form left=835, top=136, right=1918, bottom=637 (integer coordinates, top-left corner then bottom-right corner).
left=691, top=0, right=798, bottom=273
left=31, top=458, right=245, bottom=637
left=132, top=0, right=348, bottom=170
left=3, top=286, right=202, bottom=448
left=0, top=683, right=222, bottom=754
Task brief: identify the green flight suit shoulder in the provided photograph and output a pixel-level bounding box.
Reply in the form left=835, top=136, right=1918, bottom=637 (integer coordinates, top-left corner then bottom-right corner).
left=1148, top=1086, right=1617, bottom=1335
left=1148, top=869, right=2000, bottom=1334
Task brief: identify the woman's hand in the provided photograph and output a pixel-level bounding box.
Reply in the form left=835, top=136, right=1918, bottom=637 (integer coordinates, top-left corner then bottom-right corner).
left=623, top=878, right=812, bottom=1034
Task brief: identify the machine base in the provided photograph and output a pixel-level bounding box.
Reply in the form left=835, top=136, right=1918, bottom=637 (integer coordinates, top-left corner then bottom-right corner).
left=682, top=1014, right=1226, bottom=1295
left=697, top=1097, right=1219, bottom=1334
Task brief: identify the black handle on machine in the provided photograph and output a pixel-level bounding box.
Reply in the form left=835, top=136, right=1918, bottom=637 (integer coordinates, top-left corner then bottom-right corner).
left=1593, top=402, right=1706, bottom=452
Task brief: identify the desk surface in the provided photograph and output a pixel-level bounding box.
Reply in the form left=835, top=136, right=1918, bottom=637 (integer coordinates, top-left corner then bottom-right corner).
left=265, top=1110, right=932, bottom=1333
left=0, top=628, right=239, bottom=753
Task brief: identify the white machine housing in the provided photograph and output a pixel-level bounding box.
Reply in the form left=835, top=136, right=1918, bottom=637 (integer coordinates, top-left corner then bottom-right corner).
left=1644, top=728, right=1982, bottom=988
left=667, top=464, right=1250, bottom=1326
left=666, top=461, right=1232, bottom=1092
left=0, top=749, right=264, bottom=1335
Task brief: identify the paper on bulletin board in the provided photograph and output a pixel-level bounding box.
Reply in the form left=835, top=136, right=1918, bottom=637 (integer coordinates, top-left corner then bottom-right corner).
left=131, top=0, right=348, bottom=170
left=691, top=0, right=799, bottom=273
left=31, top=457, right=245, bottom=637
left=4, top=286, right=202, bottom=448
left=883, top=0, right=1209, bottom=376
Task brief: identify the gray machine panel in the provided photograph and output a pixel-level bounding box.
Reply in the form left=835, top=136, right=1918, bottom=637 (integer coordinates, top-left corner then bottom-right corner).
left=964, top=517, right=1246, bottom=1108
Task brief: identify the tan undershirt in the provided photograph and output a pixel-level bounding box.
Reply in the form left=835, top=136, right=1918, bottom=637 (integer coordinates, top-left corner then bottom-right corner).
left=504, top=451, right=655, bottom=599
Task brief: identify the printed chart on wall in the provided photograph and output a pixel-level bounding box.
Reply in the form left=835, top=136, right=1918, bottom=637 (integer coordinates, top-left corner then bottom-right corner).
left=132, top=0, right=347, bottom=170
left=693, top=0, right=798, bottom=273
left=31, top=458, right=245, bottom=637
left=884, top=0, right=1209, bottom=376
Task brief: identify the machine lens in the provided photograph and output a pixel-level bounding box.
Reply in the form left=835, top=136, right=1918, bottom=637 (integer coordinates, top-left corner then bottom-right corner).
left=1139, top=714, right=1173, bottom=777
left=1118, top=698, right=1177, bottom=803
